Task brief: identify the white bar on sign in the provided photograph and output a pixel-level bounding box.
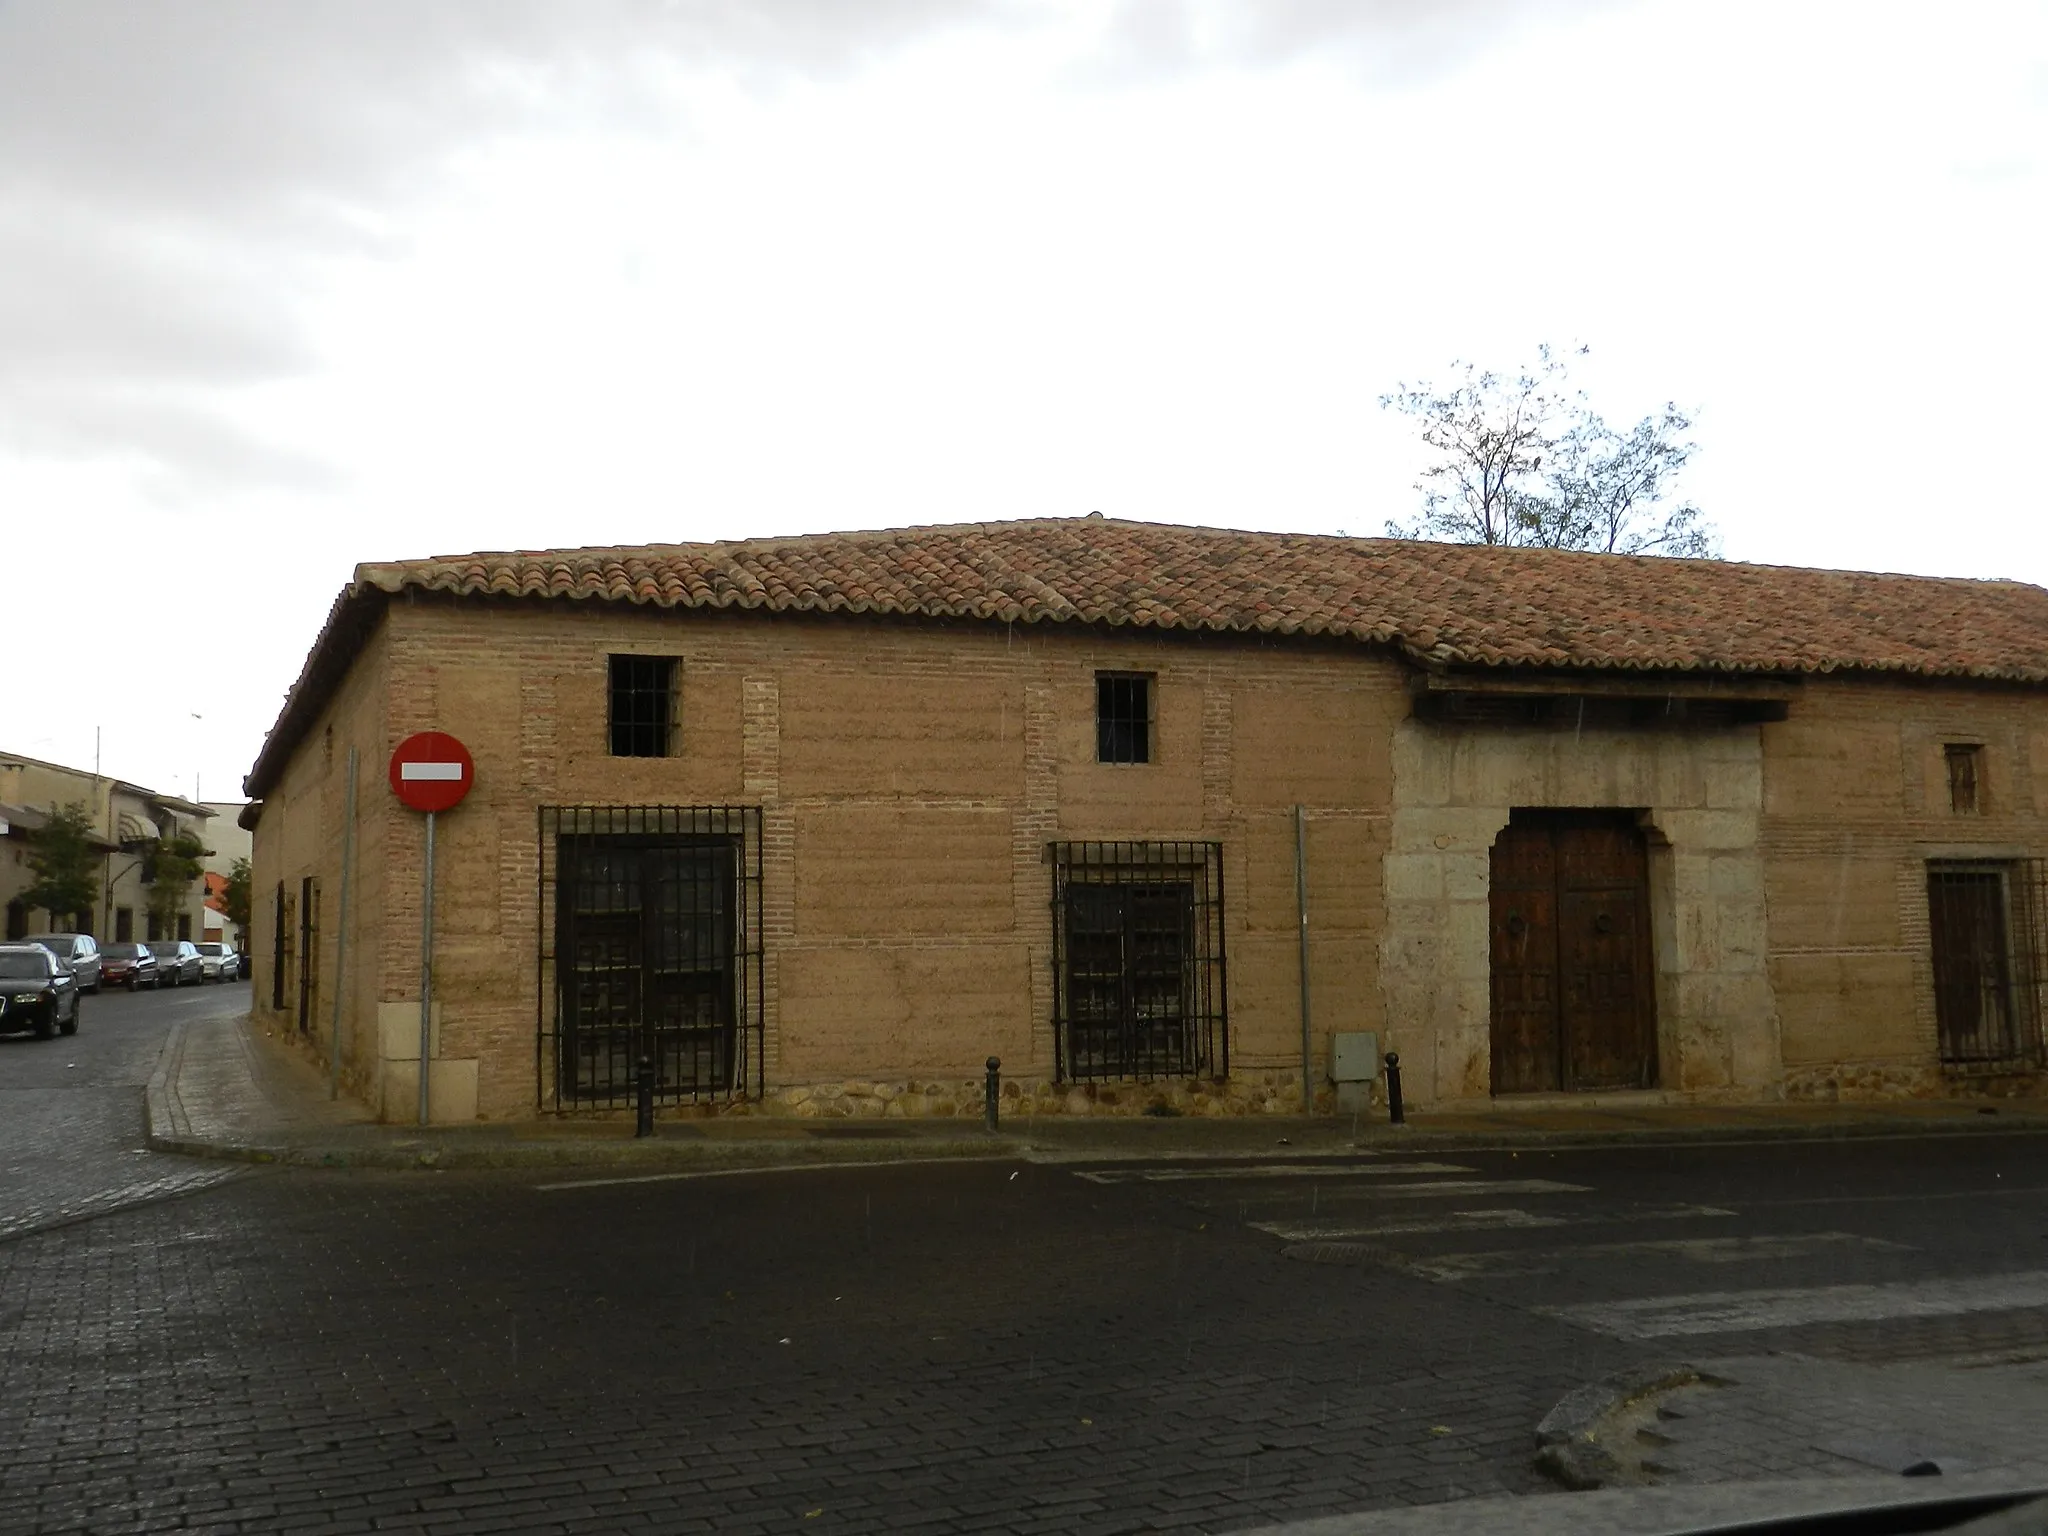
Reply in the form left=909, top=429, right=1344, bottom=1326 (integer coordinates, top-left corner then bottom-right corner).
left=400, top=762, right=464, bottom=781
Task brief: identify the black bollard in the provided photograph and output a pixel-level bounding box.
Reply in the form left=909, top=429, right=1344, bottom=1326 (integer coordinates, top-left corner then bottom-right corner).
left=1384, top=1051, right=1404, bottom=1126
left=635, top=1053, right=655, bottom=1138
left=985, top=1056, right=1001, bottom=1133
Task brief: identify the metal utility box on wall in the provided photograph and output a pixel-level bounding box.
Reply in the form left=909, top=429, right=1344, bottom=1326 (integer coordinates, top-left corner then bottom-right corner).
left=1330, top=1030, right=1380, bottom=1114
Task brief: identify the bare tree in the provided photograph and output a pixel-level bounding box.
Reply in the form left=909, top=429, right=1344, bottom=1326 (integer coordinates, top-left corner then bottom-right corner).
left=1381, top=345, right=1717, bottom=557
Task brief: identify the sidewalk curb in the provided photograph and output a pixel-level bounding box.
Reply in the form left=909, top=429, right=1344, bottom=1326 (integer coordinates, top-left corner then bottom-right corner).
left=1024, top=1114, right=2048, bottom=1162
left=138, top=1114, right=2048, bottom=1173
left=140, top=1012, right=2048, bottom=1173
left=1534, top=1362, right=1701, bottom=1490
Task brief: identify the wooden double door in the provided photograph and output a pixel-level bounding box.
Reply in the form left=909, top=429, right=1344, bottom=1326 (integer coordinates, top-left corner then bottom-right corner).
left=1489, top=810, right=1658, bottom=1094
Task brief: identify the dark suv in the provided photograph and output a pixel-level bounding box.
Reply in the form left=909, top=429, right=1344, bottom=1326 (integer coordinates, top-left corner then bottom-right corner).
left=0, top=944, right=81, bottom=1038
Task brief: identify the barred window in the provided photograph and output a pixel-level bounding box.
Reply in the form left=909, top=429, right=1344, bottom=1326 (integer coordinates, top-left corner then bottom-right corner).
left=1945, top=743, right=1983, bottom=815
left=609, top=656, right=679, bottom=758
left=1927, top=860, right=2045, bottom=1067
left=539, top=805, right=763, bottom=1109
left=1050, top=841, right=1226, bottom=1081
left=1096, top=673, right=1153, bottom=764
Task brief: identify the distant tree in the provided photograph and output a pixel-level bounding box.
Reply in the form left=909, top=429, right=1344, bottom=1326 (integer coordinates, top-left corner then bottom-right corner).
left=144, top=833, right=207, bottom=938
left=222, top=857, right=252, bottom=938
left=1382, top=344, right=1717, bottom=557
left=22, top=803, right=100, bottom=928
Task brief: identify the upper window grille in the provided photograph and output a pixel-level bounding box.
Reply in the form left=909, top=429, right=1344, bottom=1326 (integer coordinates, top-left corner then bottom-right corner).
left=1945, top=743, right=1983, bottom=814
left=609, top=656, right=679, bottom=758
left=1927, top=860, right=2045, bottom=1067
left=1096, top=673, right=1153, bottom=764
left=538, top=805, right=764, bottom=1111
left=1050, top=840, right=1226, bottom=1082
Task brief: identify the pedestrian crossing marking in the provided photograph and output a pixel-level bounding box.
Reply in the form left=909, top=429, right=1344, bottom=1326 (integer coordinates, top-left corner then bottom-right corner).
left=1256, top=1202, right=1734, bottom=1241
left=1544, top=1268, right=2048, bottom=1340
left=1074, top=1161, right=1475, bottom=1184
left=1406, top=1231, right=1912, bottom=1280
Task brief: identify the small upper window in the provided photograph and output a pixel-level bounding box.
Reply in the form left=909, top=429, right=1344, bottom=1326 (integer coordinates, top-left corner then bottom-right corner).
left=1096, top=673, right=1153, bottom=764
left=609, top=656, right=678, bottom=758
left=1945, top=743, right=1983, bottom=814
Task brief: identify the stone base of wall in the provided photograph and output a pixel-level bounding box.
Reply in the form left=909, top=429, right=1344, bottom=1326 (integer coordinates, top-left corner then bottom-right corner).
left=766, top=1071, right=1314, bottom=1118
left=557, top=1071, right=1320, bottom=1120
left=1783, top=1061, right=2047, bottom=1101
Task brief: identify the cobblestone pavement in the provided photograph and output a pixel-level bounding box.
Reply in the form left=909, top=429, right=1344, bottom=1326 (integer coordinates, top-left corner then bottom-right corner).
left=1134, top=1135, right=2048, bottom=1497
left=5, top=1130, right=2048, bottom=1532
left=0, top=981, right=249, bottom=1242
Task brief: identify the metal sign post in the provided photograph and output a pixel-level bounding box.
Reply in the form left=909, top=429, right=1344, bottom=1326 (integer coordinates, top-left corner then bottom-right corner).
left=419, top=810, right=435, bottom=1126
left=388, top=731, right=475, bottom=1129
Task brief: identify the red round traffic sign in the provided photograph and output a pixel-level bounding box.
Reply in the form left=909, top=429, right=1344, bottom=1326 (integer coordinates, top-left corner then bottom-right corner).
left=389, top=731, right=475, bottom=814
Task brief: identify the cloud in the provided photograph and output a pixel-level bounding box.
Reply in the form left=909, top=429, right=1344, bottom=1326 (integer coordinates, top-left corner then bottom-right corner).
left=0, top=0, right=1635, bottom=496
left=0, top=0, right=1007, bottom=492
left=1076, top=0, right=1633, bottom=87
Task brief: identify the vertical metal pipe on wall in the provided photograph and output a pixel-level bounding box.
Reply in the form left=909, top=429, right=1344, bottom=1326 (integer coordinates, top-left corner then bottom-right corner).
left=1294, top=804, right=1313, bottom=1114
left=328, top=747, right=357, bottom=1100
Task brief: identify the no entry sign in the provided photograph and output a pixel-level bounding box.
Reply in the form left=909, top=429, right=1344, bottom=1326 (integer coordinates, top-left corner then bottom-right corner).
left=389, top=731, right=474, bottom=814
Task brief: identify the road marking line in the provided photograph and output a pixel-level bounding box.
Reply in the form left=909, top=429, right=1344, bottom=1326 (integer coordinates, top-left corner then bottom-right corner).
left=534, top=1155, right=1002, bottom=1191
left=1074, top=1161, right=1475, bottom=1184
left=1409, top=1231, right=1912, bottom=1280
left=1205, top=1176, right=1591, bottom=1199
left=1544, top=1268, right=2048, bottom=1339
left=1255, top=1203, right=1734, bottom=1241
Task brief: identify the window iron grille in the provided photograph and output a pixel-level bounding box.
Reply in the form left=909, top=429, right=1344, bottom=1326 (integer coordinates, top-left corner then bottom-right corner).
left=608, top=655, right=678, bottom=758
left=297, top=876, right=318, bottom=1033
left=1050, top=840, right=1226, bottom=1082
left=1945, top=744, right=1983, bottom=815
left=538, top=805, right=763, bottom=1110
left=1928, top=859, right=2046, bottom=1068
left=270, top=882, right=287, bottom=1012
left=1096, top=673, right=1153, bottom=764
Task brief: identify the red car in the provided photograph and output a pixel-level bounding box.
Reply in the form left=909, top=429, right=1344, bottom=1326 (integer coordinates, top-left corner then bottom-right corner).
left=99, top=943, right=162, bottom=990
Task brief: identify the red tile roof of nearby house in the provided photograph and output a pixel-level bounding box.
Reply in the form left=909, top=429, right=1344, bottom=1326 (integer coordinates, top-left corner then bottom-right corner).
left=246, top=517, right=2048, bottom=797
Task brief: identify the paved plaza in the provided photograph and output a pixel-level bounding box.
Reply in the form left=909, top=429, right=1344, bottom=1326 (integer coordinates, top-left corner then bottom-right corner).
left=5, top=990, right=2048, bottom=1534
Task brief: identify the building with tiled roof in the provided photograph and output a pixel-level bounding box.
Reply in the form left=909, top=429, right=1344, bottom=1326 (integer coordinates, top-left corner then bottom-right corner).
left=243, top=517, right=2048, bottom=1123
left=1, top=750, right=216, bottom=946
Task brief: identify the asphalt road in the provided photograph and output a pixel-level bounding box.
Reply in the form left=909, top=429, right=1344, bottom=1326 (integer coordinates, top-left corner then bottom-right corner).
left=4, top=1008, right=2048, bottom=1534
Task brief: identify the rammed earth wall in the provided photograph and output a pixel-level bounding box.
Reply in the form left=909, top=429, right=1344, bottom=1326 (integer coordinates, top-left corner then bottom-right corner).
left=248, top=593, right=2048, bottom=1122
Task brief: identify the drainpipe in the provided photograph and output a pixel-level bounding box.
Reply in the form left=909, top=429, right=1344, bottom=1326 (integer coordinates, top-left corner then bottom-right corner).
left=1294, top=804, right=1313, bottom=1114
left=328, top=747, right=358, bottom=1100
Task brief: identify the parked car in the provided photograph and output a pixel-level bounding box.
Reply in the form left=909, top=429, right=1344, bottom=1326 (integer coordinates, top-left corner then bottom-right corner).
left=146, top=940, right=204, bottom=986
left=29, top=933, right=101, bottom=992
left=194, top=942, right=231, bottom=982
left=224, top=945, right=246, bottom=980
left=99, top=943, right=161, bottom=990
left=0, top=944, right=81, bottom=1038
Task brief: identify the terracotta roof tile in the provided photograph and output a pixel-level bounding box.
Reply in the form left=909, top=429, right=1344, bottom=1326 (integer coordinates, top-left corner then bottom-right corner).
left=246, top=516, right=2048, bottom=797
left=351, top=516, right=2048, bottom=680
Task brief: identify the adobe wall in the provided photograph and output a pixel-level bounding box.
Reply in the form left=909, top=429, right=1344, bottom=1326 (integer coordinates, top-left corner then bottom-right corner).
left=248, top=622, right=395, bottom=1111
left=255, top=597, right=1409, bottom=1121
left=247, top=593, right=2048, bottom=1122
left=1760, top=677, right=2048, bottom=1099
left=1381, top=721, right=1774, bottom=1107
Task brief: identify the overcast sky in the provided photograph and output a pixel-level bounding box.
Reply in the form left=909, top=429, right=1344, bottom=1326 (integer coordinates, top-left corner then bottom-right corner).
left=1, top=0, right=2043, bottom=805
